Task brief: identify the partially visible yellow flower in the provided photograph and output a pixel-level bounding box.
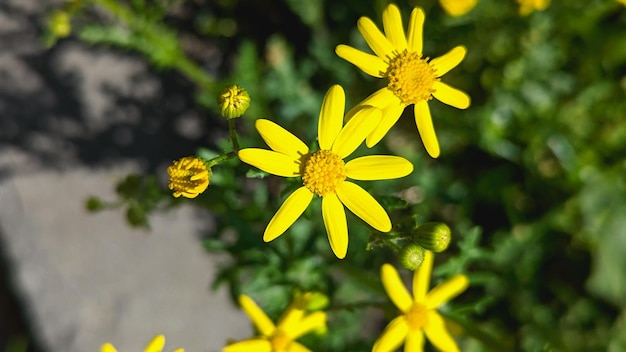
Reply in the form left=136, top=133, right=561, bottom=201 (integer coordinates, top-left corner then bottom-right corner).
left=439, top=0, right=478, bottom=17
left=224, top=294, right=326, bottom=352
left=336, top=3, right=470, bottom=158
left=167, top=156, right=210, bottom=198
left=101, top=335, right=184, bottom=352
left=373, top=251, right=469, bottom=352
left=517, top=0, right=550, bottom=16
left=238, top=85, right=413, bottom=259
left=48, top=10, right=72, bottom=38
left=218, top=84, right=251, bottom=119
left=619, top=0, right=626, bottom=6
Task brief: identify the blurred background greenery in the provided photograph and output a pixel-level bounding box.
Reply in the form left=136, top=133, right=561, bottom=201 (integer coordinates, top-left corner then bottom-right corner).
left=44, top=0, right=626, bottom=350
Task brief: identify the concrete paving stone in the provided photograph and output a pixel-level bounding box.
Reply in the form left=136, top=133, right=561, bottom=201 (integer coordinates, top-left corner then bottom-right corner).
left=0, top=162, right=252, bottom=352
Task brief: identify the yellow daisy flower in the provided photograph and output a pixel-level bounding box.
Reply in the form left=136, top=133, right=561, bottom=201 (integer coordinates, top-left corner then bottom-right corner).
left=238, top=85, right=413, bottom=259
left=517, top=0, right=550, bottom=16
left=101, top=335, right=184, bottom=352
left=374, top=251, right=469, bottom=352
left=167, top=156, right=211, bottom=198
left=336, top=3, right=470, bottom=158
left=223, top=294, right=326, bottom=352
left=439, top=0, right=478, bottom=17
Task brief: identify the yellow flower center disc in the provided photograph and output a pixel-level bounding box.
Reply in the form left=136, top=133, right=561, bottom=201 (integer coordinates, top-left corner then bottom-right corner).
left=386, top=50, right=439, bottom=106
left=406, top=303, right=429, bottom=330
left=270, top=330, right=292, bottom=352
left=302, top=150, right=346, bottom=196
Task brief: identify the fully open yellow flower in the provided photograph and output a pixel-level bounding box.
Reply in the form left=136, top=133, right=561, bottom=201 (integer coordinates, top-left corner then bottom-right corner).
left=101, top=335, right=184, bottom=352
left=336, top=3, right=470, bottom=158
left=517, top=0, right=550, bottom=16
left=374, top=252, right=469, bottom=352
left=238, top=85, right=413, bottom=259
left=223, top=294, right=326, bottom=352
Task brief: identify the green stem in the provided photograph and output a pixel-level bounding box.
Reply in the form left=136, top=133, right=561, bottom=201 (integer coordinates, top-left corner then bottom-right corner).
left=228, top=118, right=241, bottom=151
left=206, top=151, right=237, bottom=168
left=174, top=56, right=215, bottom=92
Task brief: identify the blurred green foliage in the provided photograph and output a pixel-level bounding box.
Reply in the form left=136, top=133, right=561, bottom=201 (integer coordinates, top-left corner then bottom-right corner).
left=64, top=0, right=626, bottom=350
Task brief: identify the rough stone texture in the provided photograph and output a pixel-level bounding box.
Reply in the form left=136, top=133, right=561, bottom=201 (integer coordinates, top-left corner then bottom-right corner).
left=0, top=1, right=250, bottom=351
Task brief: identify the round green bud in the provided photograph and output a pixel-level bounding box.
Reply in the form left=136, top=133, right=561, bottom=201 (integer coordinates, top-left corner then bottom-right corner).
left=217, top=84, right=250, bottom=119
left=414, top=222, right=452, bottom=253
left=399, top=243, right=425, bottom=271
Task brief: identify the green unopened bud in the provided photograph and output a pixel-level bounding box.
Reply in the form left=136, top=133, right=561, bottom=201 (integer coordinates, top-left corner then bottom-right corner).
left=399, top=243, right=425, bottom=271
left=217, top=84, right=250, bottom=119
left=414, top=222, right=451, bottom=253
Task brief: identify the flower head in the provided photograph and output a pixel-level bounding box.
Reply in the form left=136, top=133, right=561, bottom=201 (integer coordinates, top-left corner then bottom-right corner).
left=374, top=251, right=469, bottom=352
left=224, top=294, right=326, bottom=352
left=218, top=84, right=251, bottom=119
left=439, top=0, right=478, bottom=17
left=238, top=85, right=413, bottom=259
left=167, top=156, right=210, bottom=198
left=101, top=335, right=184, bottom=352
left=336, top=3, right=470, bottom=158
left=517, top=0, right=550, bottom=16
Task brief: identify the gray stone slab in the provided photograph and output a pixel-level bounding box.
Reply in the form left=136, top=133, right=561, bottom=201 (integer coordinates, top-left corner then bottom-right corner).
left=0, top=162, right=251, bottom=352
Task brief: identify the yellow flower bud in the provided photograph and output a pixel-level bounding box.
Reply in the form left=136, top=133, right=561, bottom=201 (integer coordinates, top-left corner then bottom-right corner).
left=414, top=222, right=452, bottom=253
left=167, top=157, right=210, bottom=198
left=217, top=84, right=250, bottom=119
left=49, top=10, right=72, bottom=38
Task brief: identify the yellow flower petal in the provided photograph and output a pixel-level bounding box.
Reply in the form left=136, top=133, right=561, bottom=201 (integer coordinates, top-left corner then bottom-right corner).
left=413, top=101, right=440, bottom=158
left=238, top=149, right=302, bottom=177
left=255, top=119, right=309, bottom=158
left=345, top=155, right=413, bottom=180
left=372, top=316, right=409, bottom=352
left=404, top=329, right=425, bottom=352
left=101, top=343, right=118, bottom=352
left=439, top=0, right=478, bottom=17
left=318, top=85, right=345, bottom=150
left=356, top=87, right=398, bottom=109
left=407, top=7, right=425, bottom=54
left=425, top=275, right=469, bottom=309
left=335, top=45, right=387, bottom=78
left=277, top=305, right=305, bottom=335
left=321, top=193, right=348, bottom=259
left=357, top=16, right=395, bottom=59
left=382, top=3, right=407, bottom=51
left=238, top=295, right=276, bottom=337
left=264, top=187, right=313, bottom=242
left=430, top=46, right=466, bottom=77
left=286, top=342, right=312, bottom=352
left=423, top=311, right=460, bottom=352
left=336, top=181, right=391, bottom=232
left=366, top=100, right=405, bottom=148
left=432, top=82, right=471, bottom=109
left=331, top=106, right=381, bottom=158
left=222, top=338, right=273, bottom=352
left=173, top=349, right=184, bottom=352
left=286, top=312, right=327, bottom=339
left=145, top=335, right=165, bottom=352
left=413, top=250, right=434, bottom=302
left=381, top=264, right=413, bottom=312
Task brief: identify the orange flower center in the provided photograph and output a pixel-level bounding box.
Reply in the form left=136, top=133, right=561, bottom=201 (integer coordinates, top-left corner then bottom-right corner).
left=386, top=50, right=439, bottom=106
left=301, top=150, right=346, bottom=196
left=405, top=303, right=429, bottom=330
left=270, top=329, right=292, bottom=352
